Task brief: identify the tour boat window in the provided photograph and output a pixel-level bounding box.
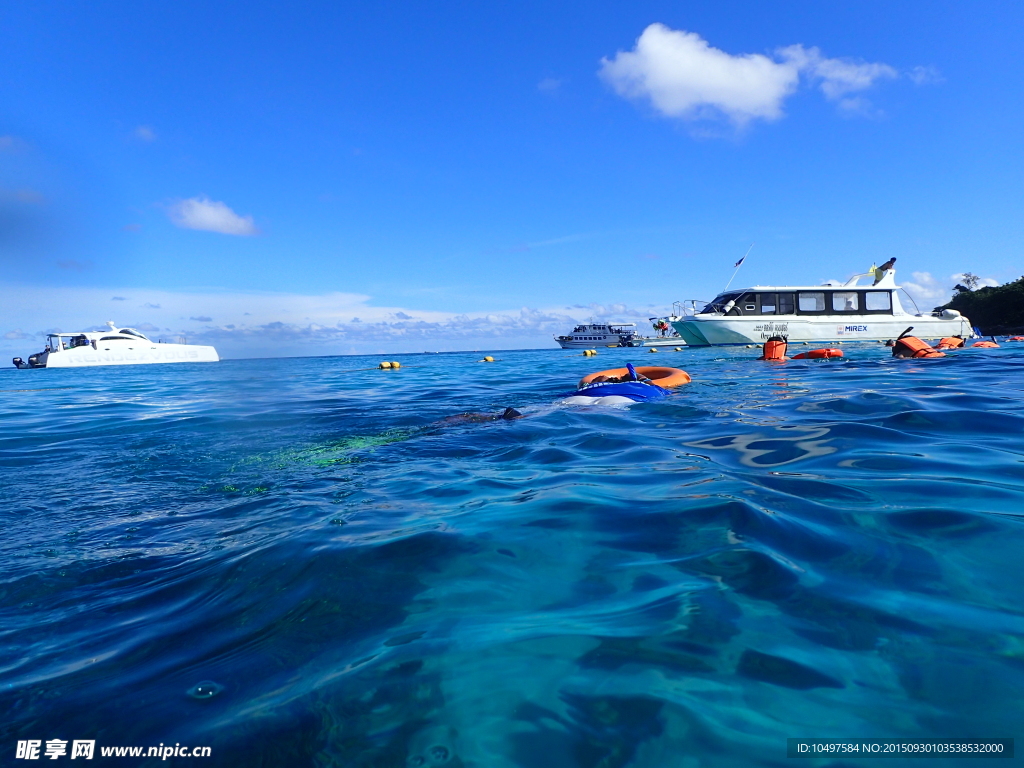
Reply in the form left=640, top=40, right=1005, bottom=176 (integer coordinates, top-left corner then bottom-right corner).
left=778, top=293, right=796, bottom=314
left=100, top=336, right=130, bottom=341
left=701, top=293, right=741, bottom=314
left=798, top=292, right=825, bottom=312
left=865, top=291, right=892, bottom=311
left=759, top=293, right=777, bottom=314
left=833, top=292, right=859, bottom=312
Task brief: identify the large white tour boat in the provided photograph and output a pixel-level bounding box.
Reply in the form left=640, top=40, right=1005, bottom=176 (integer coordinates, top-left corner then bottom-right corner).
left=670, top=267, right=973, bottom=346
left=13, top=322, right=219, bottom=368
left=554, top=322, right=683, bottom=349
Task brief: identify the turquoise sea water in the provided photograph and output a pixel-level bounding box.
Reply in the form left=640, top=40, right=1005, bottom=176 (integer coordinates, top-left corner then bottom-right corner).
left=3, top=344, right=1024, bottom=766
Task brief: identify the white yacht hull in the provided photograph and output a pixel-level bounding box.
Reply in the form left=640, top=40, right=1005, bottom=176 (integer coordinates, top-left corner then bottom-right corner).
left=630, top=336, right=685, bottom=347
left=671, top=314, right=972, bottom=346
left=40, top=343, right=219, bottom=368
left=555, top=336, right=629, bottom=349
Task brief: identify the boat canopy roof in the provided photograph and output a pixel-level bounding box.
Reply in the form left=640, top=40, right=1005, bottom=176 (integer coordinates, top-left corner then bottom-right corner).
left=718, top=268, right=899, bottom=297
left=47, top=325, right=152, bottom=341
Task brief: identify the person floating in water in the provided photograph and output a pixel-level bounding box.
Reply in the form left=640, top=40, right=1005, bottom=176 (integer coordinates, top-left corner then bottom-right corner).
left=434, top=407, right=523, bottom=426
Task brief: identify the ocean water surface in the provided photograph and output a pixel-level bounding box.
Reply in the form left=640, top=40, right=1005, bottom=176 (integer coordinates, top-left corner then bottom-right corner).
left=2, top=344, right=1024, bottom=766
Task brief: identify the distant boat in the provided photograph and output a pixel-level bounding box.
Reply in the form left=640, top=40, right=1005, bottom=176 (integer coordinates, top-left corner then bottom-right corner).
left=12, top=322, right=219, bottom=368
left=670, top=267, right=974, bottom=346
left=554, top=320, right=684, bottom=349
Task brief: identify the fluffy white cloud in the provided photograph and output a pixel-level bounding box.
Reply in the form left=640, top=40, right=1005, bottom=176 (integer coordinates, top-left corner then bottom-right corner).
left=600, top=24, right=901, bottom=125
left=600, top=24, right=799, bottom=124
left=167, top=196, right=259, bottom=236
left=776, top=44, right=897, bottom=100
left=901, top=271, right=950, bottom=304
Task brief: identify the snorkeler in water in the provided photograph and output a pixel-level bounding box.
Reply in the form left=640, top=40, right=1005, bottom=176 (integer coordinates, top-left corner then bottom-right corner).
left=433, top=407, right=523, bottom=427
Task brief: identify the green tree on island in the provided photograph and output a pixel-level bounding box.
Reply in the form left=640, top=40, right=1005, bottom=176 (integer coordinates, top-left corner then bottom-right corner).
left=938, top=275, right=1024, bottom=334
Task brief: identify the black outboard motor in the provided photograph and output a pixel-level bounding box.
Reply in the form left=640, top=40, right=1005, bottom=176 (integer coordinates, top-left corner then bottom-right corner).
left=12, top=357, right=24, bottom=369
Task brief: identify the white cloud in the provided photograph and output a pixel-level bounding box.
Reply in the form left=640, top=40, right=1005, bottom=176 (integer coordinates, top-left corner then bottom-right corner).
left=901, top=271, right=951, bottom=305
left=134, top=125, right=157, bottom=142
left=600, top=24, right=902, bottom=126
left=167, top=196, right=259, bottom=236
left=600, top=24, right=799, bottom=124
left=776, top=44, right=897, bottom=101
left=537, top=77, right=563, bottom=93
left=908, top=65, right=943, bottom=85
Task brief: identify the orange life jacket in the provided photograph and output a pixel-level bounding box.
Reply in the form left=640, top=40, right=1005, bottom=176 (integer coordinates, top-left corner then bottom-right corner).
left=935, top=337, right=964, bottom=350
left=972, top=341, right=999, bottom=348
left=792, top=348, right=844, bottom=359
left=893, top=336, right=945, bottom=358
left=760, top=338, right=788, bottom=361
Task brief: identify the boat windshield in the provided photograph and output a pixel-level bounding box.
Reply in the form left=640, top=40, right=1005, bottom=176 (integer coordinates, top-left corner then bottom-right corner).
left=119, top=328, right=150, bottom=340
left=700, top=292, right=741, bottom=314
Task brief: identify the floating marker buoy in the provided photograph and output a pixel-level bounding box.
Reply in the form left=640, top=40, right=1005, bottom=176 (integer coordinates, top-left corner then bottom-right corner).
left=482, top=355, right=495, bottom=362
left=674, top=347, right=683, bottom=351
left=378, top=361, right=392, bottom=369
left=391, top=361, right=401, bottom=368
left=648, top=347, right=658, bottom=353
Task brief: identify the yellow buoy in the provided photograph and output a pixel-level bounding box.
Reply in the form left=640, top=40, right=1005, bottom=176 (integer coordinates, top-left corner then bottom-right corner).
left=391, top=361, right=401, bottom=368
left=648, top=347, right=658, bottom=353
left=378, top=361, right=392, bottom=369
left=674, top=347, right=683, bottom=351
left=482, top=356, right=494, bottom=362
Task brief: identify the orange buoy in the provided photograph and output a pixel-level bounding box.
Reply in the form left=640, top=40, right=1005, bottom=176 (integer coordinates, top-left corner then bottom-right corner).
left=759, top=336, right=788, bottom=361
left=578, top=366, right=691, bottom=389
left=791, top=348, right=844, bottom=359
left=972, top=341, right=1000, bottom=348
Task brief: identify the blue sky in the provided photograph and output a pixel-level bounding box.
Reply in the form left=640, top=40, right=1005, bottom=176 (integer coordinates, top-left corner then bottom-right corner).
left=2, top=1, right=1022, bottom=357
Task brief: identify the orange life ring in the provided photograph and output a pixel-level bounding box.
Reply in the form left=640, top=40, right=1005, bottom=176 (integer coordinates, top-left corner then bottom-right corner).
left=578, top=366, right=691, bottom=389
left=893, top=336, right=945, bottom=358
left=935, top=336, right=965, bottom=350
left=791, top=348, right=844, bottom=359
left=972, top=341, right=1000, bottom=348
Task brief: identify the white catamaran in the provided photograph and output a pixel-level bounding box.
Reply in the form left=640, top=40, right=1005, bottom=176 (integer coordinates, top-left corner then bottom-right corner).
left=670, top=266, right=973, bottom=346
left=13, top=322, right=219, bottom=368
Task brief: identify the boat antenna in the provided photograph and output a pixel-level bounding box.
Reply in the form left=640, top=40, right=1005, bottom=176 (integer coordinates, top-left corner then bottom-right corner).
left=723, top=243, right=754, bottom=292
